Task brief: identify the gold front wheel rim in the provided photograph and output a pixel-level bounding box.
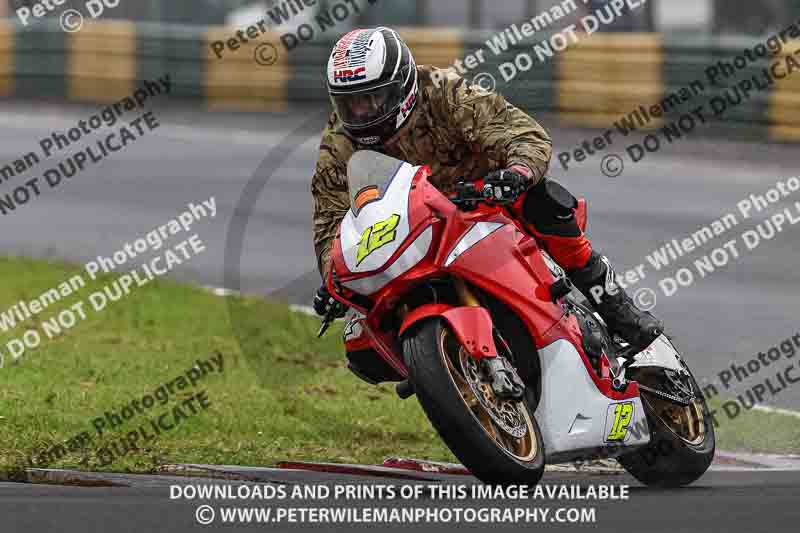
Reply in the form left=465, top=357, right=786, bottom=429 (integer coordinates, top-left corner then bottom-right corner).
left=645, top=393, right=707, bottom=446
left=438, top=328, right=538, bottom=462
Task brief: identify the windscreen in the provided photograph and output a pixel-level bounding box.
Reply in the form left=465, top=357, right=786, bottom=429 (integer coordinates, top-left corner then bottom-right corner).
left=347, top=150, right=406, bottom=215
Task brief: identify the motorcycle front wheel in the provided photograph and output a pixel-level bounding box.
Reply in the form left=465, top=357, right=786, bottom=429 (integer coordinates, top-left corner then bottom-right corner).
left=402, top=318, right=545, bottom=486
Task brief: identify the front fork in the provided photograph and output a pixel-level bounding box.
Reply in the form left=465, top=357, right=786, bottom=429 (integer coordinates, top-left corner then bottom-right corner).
left=454, top=277, right=481, bottom=307
left=395, top=277, right=525, bottom=400
left=395, top=277, right=479, bottom=324
left=397, top=277, right=499, bottom=362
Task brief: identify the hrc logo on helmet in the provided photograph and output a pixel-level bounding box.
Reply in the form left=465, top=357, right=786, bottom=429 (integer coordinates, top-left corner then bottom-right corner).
left=396, top=80, right=418, bottom=127
left=400, top=90, right=417, bottom=115
left=334, top=67, right=367, bottom=83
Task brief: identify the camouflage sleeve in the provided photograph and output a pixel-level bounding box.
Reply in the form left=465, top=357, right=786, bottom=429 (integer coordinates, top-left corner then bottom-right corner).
left=311, top=114, right=354, bottom=279
left=429, top=67, right=552, bottom=183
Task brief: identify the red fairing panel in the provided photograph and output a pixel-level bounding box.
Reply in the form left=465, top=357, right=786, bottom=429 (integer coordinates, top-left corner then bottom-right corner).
left=399, top=304, right=498, bottom=361
left=444, top=221, right=567, bottom=347
left=398, top=303, right=453, bottom=336
left=440, top=307, right=499, bottom=360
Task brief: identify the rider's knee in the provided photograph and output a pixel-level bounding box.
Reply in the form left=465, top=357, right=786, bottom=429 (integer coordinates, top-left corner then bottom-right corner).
left=522, top=179, right=581, bottom=237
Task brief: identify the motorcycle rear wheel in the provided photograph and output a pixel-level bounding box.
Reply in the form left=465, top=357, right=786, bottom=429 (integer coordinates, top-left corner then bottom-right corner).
left=617, top=366, right=715, bottom=487
left=403, top=318, right=545, bottom=486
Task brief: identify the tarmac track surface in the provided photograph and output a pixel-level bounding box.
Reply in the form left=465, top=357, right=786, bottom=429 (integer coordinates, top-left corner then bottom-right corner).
left=2, top=468, right=800, bottom=532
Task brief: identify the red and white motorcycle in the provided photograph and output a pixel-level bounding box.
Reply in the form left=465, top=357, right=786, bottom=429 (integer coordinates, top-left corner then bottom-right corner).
left=319, top=151, right=715, bottom=486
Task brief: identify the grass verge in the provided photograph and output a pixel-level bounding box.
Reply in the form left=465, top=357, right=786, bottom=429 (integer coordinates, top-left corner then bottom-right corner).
left=707, top=398, right=800, bottom=455
left=0, top=256, right=453, bottom=473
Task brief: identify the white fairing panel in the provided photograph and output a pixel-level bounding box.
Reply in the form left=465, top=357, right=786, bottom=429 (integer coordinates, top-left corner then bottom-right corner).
left=343, top=310, right=367, bottom=342
left=340, top=161, right=417, bottom=273
left=629, top=334, right=684, bottom=372
left=534, top=340, right=650, bottom=463
left=342, top=226, right=433, bottom=295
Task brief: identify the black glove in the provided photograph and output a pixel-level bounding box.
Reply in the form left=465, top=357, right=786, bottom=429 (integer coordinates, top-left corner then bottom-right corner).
left=484, top=168, right=529, bottom=203
left=313, top=284, right=347, bottom=318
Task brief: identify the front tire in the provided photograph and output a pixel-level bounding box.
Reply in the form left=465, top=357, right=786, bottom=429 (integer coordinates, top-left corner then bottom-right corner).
left=403, top=318, right=545, bottom=485
left=617, top=367, right=715, bottom=487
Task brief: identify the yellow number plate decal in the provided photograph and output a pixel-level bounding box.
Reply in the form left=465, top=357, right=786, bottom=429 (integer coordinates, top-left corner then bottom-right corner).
left=356, top=214, right=401, bottom=266
left=606, top=402, right=634, bottom=442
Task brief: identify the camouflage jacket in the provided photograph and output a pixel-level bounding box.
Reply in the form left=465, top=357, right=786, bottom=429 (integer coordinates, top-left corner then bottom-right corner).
left=311, top=65, right=553, bottom=277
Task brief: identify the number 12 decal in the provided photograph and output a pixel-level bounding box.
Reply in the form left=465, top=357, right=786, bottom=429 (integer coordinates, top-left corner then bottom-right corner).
left=606, top=402, right=634, bottom=442
left=356, top=214, right=401, bottom=266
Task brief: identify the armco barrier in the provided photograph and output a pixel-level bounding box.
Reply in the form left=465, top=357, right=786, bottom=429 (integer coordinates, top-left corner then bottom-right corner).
left=556, top=33, right=663, bottom=129
left=139, top=23, right=207, bottom=100
left=465, top=30, right=556, bottom=113
left=205, top=26, right=288, bottom=112
left=68, top=20, right=136, bottom=103
left=0, top=20, right=798, bottom=144
left=14, top=20, right=67, bottom=99
left=771, top=40, right=800, bottom=141
left=0, top=20, right=12, bottom=97
left=665, top=35, right=772, bottom=136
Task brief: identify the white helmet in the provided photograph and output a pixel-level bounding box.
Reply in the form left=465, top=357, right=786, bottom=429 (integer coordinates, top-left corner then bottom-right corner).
left=327, top=27, right=419, bottom=146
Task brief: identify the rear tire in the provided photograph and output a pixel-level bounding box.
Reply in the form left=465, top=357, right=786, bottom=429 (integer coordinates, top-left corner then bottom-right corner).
left=403, top=318, right=545, bottom=486
left=617, top=368, right=715, bottom=487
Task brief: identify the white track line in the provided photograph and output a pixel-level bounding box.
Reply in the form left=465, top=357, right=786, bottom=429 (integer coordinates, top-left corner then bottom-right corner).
left=752, top=404, right=800, bottom=419
left=203, top=287, right=317, bottom=317
left=289, top=304, right=317, bottom=316
left=0, top=112, right=275, bottom=147
left=202, top=286, right=241, bottom=297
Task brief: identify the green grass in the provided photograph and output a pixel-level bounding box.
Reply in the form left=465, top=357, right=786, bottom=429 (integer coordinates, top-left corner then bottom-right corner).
left=707, top=398, right=800, bottom=455
left=0, top=256, right=454, bottom=473
left=0, top=256, right=797, bottom=475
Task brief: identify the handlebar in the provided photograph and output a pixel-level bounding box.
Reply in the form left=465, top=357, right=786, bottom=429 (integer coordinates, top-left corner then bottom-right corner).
left=316, top=305, right=337, bottom=338
left=451, top=180, right=495, bottom=210
left=317, top=267, right=375, bottom=338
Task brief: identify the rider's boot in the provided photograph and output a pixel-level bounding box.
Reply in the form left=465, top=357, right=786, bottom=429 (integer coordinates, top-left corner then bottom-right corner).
left=568, top=251, right=664, bottom=351
left=481, top=357, right=525, bottom=401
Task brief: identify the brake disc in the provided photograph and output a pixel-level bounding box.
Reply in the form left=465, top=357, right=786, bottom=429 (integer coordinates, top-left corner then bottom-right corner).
left=458, top=351, right=528, bottom=439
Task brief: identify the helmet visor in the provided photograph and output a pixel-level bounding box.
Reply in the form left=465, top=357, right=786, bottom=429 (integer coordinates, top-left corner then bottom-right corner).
left=332, top=82, right=403, bottom=128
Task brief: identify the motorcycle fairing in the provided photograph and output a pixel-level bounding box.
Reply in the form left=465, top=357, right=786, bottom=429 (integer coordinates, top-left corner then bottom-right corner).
left=444, top=222, right=506, bottom=267
left=443, top=221, right=568, bottom=347
left=340, top=159, right=417, bottom=273
left=629, top=335, right=685, bottom=373
left=340, top=226, right=434, bottom=295
left=343, top=310, right=370, bottom=352
left=398, top=304, right=498, bottom=360
left=439, top=218, right=647, bottom=404
left=334, top=152, right=439, bottom=296
left=534, top=339, right=650, bottom=463
left=328, top=155, right=656, bottom=456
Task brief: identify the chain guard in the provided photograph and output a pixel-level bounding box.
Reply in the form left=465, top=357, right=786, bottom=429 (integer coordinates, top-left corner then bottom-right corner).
left=633, top=365, right=697, bottom=407
left=637, top=383, right=693, bottom=406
